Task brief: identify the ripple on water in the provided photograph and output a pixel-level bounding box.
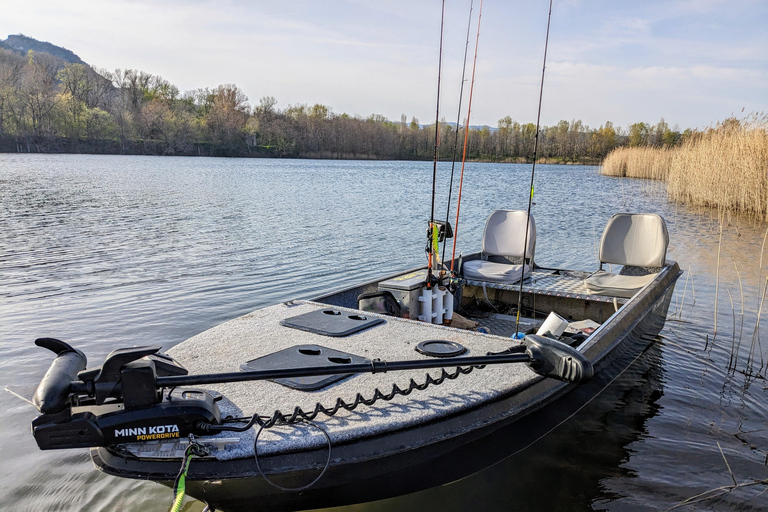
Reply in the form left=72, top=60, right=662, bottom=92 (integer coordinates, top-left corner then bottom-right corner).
left=1, top=155, right=767, bottom=511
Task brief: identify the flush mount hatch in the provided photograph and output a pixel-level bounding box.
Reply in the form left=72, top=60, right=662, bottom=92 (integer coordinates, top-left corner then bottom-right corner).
left=415, top=340, right=467, bottom=358
left=280, top=308, right=385, bottom=337
left=240, top=344, right=370, bottom=391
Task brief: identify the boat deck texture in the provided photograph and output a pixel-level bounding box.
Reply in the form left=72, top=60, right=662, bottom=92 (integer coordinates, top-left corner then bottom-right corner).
left=466, top=269, right=627, bottom=305
left=161, top=301, right=539, bottom=461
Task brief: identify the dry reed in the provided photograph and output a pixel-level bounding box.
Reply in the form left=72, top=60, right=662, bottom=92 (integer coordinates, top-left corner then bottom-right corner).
left=601, top=115, right=768, bottom=221
left=601, top=146, right=673, bottom=181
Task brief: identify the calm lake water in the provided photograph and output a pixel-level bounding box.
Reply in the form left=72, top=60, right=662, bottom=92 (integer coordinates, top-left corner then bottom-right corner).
left=1, top=154, right=766, bottom=511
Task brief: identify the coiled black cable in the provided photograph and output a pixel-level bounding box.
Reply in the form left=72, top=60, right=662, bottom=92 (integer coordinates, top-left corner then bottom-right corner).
left=196, top=364, right=484, bottom=432
left=195, top=344, right=528, bottom=433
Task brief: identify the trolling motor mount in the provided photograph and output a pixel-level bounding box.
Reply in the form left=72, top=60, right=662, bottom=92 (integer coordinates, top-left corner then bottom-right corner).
left=31, top=339, right=222, bottom=450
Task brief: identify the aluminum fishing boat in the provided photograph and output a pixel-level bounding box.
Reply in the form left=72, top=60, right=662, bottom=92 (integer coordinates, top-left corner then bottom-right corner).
left=26, top=210, right=680, bottom=512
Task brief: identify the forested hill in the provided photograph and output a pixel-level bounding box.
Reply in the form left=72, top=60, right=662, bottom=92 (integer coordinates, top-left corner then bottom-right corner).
left=0, top=34, right=695, bottom=161
left=0, top=34, right=85, bottom=64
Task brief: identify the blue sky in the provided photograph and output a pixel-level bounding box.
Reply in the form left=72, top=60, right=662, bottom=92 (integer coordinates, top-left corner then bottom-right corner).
left=1, top=0, right=765, bottom=131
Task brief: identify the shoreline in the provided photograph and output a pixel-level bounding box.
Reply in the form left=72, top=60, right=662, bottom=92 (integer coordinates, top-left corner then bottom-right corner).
left=0, top=137, right=601, bottom=165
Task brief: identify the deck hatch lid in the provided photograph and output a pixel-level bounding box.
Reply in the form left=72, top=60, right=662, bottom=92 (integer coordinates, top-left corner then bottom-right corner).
left=240, top=344, right=370, bottom=391
left=280, top=309, right=385, bottom=337
left=415, top=340, right=467, bottom=358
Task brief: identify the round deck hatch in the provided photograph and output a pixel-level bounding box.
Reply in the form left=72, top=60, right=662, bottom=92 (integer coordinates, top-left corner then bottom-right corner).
left=415, top=340, right=467, bottom=358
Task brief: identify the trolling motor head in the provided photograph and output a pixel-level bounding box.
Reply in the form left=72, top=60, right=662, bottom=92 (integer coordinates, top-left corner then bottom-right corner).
left=30, top=338, right=221, bottom=450
left=522, top=334, right=593, bottom=384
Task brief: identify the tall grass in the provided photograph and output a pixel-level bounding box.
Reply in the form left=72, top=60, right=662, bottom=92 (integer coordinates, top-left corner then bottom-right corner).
left=601, top=115, right=768, bottom=221
left=601, top=146, right=673, bottom=181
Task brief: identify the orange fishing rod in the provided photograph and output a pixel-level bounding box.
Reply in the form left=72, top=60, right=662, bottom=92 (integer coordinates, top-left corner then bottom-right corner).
left=451, top=0, right=483, bottom=272
left=441, top=0, right=475, bottom=268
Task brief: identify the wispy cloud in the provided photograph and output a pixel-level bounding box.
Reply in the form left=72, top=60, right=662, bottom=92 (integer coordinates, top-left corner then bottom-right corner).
left=1, top=0, right=765, bottom=129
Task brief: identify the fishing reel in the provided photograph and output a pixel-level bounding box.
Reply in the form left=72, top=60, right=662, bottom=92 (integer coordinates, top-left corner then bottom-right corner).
left=30, top=338, right=221, bottom=450
left=426, top=220, right=453, bottom=243
left=424, top=220, right=453, bottom=256
left=424, top=220, right=455, bottom=287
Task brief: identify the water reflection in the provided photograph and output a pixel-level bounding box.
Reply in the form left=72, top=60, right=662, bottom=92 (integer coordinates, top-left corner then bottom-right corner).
left=323, top=341, right=664, bottom=512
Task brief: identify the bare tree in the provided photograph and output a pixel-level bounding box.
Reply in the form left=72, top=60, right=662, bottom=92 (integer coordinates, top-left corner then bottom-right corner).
left=205, top=84, right=249, bottom=151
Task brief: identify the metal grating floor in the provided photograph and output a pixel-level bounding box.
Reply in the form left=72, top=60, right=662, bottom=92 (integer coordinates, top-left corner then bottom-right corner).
left=465, top=269, right=627, bottom=305
left=473, top=313, right=538, bottom=338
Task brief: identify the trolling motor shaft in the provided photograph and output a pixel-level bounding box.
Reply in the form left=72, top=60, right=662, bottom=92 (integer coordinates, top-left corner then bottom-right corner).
left=30, top=335, right=592, bottom=450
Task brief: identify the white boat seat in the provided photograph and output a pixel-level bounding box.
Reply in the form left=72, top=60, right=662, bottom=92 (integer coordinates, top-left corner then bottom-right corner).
left=463, top=261, right=531, bottom=284
left=583, top=270, right=656, bottom=298
left=463, top=209, right=535, bottom=285
left=585, top=213, right=669, bottom=298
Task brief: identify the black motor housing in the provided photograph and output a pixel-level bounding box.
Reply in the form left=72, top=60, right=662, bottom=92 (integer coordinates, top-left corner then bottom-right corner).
left=32, top=388, right=221, bottom=450
left=32, top=338, right=87, bottom=414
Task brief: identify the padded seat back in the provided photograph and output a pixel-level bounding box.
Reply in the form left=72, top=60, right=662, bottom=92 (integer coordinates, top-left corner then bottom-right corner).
left=599, top=213, right=668, bottom=268
left=482, top=210, right=536, bottom=261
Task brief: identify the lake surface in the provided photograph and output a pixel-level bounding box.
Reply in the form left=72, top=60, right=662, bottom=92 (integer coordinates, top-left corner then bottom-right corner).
left=1, top=154, right=766, bottom=511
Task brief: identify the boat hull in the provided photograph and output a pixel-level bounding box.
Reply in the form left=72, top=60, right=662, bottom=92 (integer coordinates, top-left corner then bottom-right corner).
left=92, top=263, right=680, bottom=512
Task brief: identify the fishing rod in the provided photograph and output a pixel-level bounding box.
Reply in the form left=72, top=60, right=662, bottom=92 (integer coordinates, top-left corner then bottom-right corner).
left=450, top=0, right=484, bottom=273
left=426, top=0, right=446, bottom=289
left=515, top=0, right=554, bottom=335
left=440, top=0, right=475, bottom=268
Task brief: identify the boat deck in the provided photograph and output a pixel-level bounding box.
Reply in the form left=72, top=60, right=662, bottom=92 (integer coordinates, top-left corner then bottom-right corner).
left=132, top=268, right=648, bottom=462
left=160, top=301, right=541, bottom=461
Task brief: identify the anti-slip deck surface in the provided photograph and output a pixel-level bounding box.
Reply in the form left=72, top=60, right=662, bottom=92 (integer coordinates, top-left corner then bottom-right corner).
left=161, top=301, right=537, bottom=460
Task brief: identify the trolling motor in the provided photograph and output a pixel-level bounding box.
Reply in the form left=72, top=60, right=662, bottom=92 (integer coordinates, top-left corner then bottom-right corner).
left=29, top=334, right=592, bottom=451
left=31, top=338, right=220, bottom=450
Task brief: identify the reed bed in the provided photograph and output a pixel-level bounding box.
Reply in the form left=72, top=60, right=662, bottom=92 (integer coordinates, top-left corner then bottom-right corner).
left=601, top=116, right=768, bottom=221
left=601, top=146, right=673, bottom=181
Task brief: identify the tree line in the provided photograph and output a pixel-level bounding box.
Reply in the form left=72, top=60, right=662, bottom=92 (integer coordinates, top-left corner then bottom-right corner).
left=0, top=47, right=694, bottom=161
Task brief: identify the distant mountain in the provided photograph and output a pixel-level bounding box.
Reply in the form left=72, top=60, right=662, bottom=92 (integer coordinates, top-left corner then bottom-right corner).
left=0, top=34, right=85, bottom=65
left=442, top=121, right=497, bottom=132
